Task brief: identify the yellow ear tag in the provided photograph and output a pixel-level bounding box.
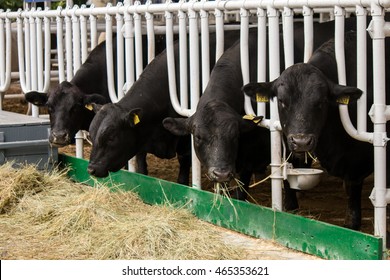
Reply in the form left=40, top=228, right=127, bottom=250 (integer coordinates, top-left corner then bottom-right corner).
left=243, top=114, right=255, bottom=121
left=133, top=114, right=140, bottom=125
left=256, top=93, right=269, bottom=103
left=85, top=104, right=93, bottom=111
left=336, top=96, right=350, bottom=105
left=243, top=114, right=264, bottom=125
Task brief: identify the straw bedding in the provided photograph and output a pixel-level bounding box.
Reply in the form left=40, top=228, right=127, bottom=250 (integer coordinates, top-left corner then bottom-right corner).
left=0, top=163, right=246, bottom=260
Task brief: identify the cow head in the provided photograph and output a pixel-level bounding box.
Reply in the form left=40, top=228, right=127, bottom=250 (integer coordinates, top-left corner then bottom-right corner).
left=163, top=100, right=257, bottom=183
left=25, top=81, right=108, bottom=147
left=242, top=63, right=362, bottom=154
left=87, top=103, right=142, bottom=177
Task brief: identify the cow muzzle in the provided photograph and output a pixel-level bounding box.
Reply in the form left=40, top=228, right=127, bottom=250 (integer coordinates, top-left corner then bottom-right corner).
left=208, top=167, right=234, bottom=183
left=49, top=131, right=71, bottom=147
left=288, top=133, right=316, bottom=153
left=87, top=164, right=109, bottom=178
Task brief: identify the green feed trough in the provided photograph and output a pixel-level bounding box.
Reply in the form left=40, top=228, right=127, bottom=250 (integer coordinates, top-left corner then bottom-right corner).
left=59, top=154, right=385, bottom=260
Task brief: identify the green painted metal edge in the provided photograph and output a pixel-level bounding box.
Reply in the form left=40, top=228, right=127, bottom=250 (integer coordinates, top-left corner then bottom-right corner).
left=59, top=154, right=384, bottom=260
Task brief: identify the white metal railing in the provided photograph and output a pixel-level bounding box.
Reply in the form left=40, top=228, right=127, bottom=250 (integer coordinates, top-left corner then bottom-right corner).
left=0, top=0, right=389, bottom=254
left=0, top=15, right=12, bottom=110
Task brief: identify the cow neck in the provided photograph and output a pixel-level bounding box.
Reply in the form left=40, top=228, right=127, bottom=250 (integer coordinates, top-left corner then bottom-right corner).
left=118, top=87, right=170, bottom=124
left=200, top=40, right=247, bottom=114
left=70, top=40, right=111, bottom=99
left=70, top=63, right=108, bottom=98
left=308, top=58, right=338, bottom=85
left=200, top=85, right=244, bottom=115
left=81, top=110, right=96, bottom=131
left=119, top=51, right=173, bottom=123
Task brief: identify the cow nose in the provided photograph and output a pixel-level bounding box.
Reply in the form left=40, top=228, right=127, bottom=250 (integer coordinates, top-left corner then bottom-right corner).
left=289, top=134, right=315, bottom=152
left=87, top=166, right=96, bottom=176
left=210, top=168, right=234, bottom=182
left=50, top=131, right=70, bottom=145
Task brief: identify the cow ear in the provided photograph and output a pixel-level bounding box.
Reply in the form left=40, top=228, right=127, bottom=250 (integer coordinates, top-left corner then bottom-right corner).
left=83, top=94, right=109, bottom=106
left=127, top=108, right=143, bottom=127
left=330, top=83, right=363, bottom=105
left=242, top=82, right=274, bottom=103
left=85, top=103, right=103, bottom=113
left=24, top=91, right=48, bottom=106
left=163, top=117, right=191, bottom=136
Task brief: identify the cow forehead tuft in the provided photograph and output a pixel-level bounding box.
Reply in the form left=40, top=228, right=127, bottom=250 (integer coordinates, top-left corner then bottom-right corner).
left=97, top=104, right=127, bottom=123
left=278, top=65, right=327, bottom=90
left=50, top=86, right=79, bottom=99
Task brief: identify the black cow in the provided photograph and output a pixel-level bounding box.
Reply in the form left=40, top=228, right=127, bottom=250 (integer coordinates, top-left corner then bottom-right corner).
left=24, top=39, right=113, bottom=147
left=243, top=31, right=390, bottom=230
left=86, top=30, right=242, bottom=185
left=162, top=18, right=359, bottom=200
left=163, top=30, right=270, bottom=199
left=24, top=35, right=167, bottom=174
left=24, top=35, right=167, bottom=147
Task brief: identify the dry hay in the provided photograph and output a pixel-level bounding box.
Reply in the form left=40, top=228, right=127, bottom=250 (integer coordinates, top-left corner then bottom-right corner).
left=0, top=162, right=247, bottom=260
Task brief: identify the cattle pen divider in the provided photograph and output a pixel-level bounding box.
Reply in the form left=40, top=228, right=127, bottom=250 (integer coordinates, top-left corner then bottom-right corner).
left=59, top=153, right=385, bottom=260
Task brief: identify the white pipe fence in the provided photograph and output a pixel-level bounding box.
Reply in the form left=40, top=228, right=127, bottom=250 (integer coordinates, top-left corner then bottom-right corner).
left=0, top=0, right=389, bottom=254
left=0, top=15, right=12, bottom=110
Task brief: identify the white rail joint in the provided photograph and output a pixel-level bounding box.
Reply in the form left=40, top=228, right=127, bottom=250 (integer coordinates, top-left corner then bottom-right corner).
left=370, top=188, right=390, bottom=206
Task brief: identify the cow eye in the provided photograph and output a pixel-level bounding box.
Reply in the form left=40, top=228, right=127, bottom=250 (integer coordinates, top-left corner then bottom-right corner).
left=194, top=134, right=202, bottom=143
left=316, top=102, right=325, bottom=109
left=278, top=99, right=287, bottom=109
left=107, top=134, right=116, bottom=142
left=47, top=105, right=54, bottom=114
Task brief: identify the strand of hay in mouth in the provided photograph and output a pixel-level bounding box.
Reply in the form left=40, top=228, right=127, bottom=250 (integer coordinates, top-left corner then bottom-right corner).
left=305, top=151, right=318, bottom=164
left=212, top=182, right=239, bottom=218
left=213, top=178, right=259, bottom=204
left=0, top=163, right=246, bottom=260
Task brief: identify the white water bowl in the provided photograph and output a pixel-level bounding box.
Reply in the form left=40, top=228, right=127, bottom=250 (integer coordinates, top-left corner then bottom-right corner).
left=286, top=168, right=324, bottom=190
